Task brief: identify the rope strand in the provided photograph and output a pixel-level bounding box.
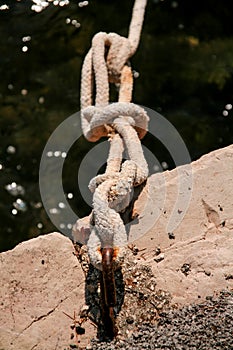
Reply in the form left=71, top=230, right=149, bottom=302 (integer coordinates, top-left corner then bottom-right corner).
left=73, top=2, right=148, bottom=337
left=74, top=0, right=148, bottom=270
left=128, top=0, right=148, bottom=55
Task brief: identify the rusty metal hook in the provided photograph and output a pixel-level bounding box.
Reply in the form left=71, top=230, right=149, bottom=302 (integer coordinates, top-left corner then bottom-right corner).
left=100, top=247, right=118, bottom=339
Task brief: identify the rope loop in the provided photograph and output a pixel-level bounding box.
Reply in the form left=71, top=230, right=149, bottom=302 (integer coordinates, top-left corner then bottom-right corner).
left=106, top=33, right=132, bottom=83
left=81, top=32, right=135, bottom=109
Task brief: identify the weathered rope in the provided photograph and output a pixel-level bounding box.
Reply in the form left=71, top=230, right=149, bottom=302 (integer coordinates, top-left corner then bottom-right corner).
left=73, top=0, right=148, bottom=271
left=80, top=0, right=148, bottom=109
left=81, top=102, right=148, bottom=141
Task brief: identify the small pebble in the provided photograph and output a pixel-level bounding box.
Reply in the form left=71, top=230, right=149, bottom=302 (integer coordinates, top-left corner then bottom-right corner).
left=154, top=247, right=161, bottom=256
left=204, top=270, right=211, bottom=276
left=168, top=232, right=175, bottom=239
left=154, top=253, right=164, bottom=263
left=181, top=263, right=191, bottom=276
left=225, top=274, right=233, bottom=280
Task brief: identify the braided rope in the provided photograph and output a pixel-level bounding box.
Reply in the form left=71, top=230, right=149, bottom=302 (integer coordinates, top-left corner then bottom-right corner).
left=73, top=0, right=148, bottom=270
left=81, top=102, right=148, bottom=141
left=128, top=0, right=148, bottom=55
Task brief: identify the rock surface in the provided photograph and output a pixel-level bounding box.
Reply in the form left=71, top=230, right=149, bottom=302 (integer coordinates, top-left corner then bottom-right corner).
left=0, top=233, right=96, bottom=350
left=130, top=144, right=233, bottom=304
left=0, top=145, right=233, bottom=349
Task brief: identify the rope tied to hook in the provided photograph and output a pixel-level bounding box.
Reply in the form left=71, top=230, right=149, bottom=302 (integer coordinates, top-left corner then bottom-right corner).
left=73, top=0, right=148, bottom=339
left=73, top=0, right=148, bottom=278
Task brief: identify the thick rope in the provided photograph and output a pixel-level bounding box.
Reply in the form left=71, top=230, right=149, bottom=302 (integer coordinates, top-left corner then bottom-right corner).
left=128, top=0, right=148, bottom=55
left=73, top=0, right=148, bottom=270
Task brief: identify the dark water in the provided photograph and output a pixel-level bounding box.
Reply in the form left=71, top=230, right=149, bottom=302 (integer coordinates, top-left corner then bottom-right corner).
left=0, top=0, right=232, bottom=251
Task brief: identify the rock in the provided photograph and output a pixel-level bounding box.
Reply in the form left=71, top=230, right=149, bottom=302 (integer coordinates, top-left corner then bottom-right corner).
left=130, top=144, right=233, bottom=304
left=91, top=290, right=233, bottom=350
left=0, top=232, right=96, bottom=350
left=0, top=145, right=233, bottom=349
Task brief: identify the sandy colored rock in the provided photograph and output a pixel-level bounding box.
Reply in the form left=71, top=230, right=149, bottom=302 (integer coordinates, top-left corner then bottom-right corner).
left=0, top=232, right=96, bottom=350
left=130, top=144, right=233, bottom=304
left=0, top=145, right=233, bottom=349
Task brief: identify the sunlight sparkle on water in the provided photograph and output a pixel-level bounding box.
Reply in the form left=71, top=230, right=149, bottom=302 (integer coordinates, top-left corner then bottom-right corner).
left=46, top=151, right=53, bottom=157
left=31, top=0, right=49, bottom=12
left=38, top=96, right=45, bottom=104
left=71, top=19, right=81, bottom=28
left=49, top=208, right=60, bottom=214
left=5, top=182, right=25, bottom=196
left=31, top=0, right=70, bottom=12
left=22, top=46, right=28, bottom=53
left=58, top=202, right=66, bottom=209
left=6, top=145, right=16, bottom=154
left=59, top=0, right=69, bottom=6
left=133, top=70, right=140, bottom=78
left=13, top=198, right=27, bottom=212
left=46, top=150, right=67, bottom=158
left=22, top=36, right=31, bottom=42
left=21, top=89, right=28, bottom=95
left=54, top=151, right=61, bottom=157
left=0, top=4, right=9, bottom=10
left=78, top=1, right=89, bottom=7
left=161, top=161, right=169, bottom=170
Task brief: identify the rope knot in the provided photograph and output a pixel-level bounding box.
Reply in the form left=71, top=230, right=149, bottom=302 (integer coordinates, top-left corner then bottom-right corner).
left=81, top=102, right=149, bottom=142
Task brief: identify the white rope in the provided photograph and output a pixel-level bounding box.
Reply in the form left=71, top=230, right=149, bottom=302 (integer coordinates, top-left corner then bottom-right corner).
left=81, top=102, right=148, bottom=141
left=128, top=0, right=147, bottom=55
left=73, top=0, right=148, bottom=270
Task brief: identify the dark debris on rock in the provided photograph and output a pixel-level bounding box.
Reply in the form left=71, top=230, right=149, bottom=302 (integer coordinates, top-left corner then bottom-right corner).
left=88, top=290, right=233, bottom=350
